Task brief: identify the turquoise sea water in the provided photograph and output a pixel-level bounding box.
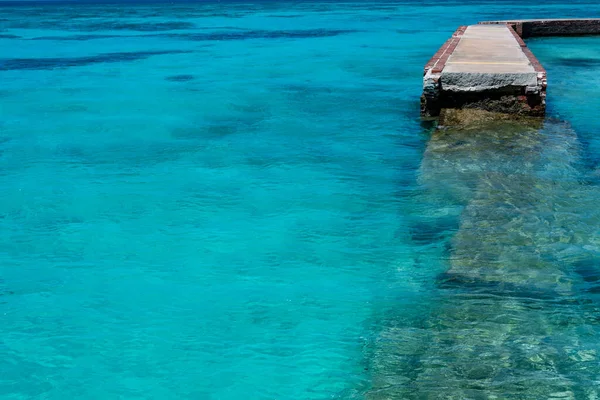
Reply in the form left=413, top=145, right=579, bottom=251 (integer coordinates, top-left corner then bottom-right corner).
left=2, top=1, right=600, bottom=398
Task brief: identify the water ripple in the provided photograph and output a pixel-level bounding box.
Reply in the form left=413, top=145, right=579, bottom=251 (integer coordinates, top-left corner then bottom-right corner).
left=0, top=50, right=192, bottom=70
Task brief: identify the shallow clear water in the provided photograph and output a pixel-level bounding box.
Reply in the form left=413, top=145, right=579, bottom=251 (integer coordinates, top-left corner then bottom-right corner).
left=1, top=1, right=600, bottom=399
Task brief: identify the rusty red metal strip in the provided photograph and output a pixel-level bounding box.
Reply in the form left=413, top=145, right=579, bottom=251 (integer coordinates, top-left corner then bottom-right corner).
left=424, top=26, right=467, bottom=75
left=522, top=47, right=546, bottom=74
left=503, top=24, right=545, bottom=73
left=506, top=24, right=527, bottom=47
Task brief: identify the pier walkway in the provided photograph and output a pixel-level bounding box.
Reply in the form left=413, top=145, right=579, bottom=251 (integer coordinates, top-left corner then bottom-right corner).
left=422, top=19, right=600, bottom=122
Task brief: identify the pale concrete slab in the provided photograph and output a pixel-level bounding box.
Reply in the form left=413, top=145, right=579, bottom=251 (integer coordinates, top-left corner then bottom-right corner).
left=441, top=25, right=537, bottom=92
left=443, top=25, right=533, bottom=74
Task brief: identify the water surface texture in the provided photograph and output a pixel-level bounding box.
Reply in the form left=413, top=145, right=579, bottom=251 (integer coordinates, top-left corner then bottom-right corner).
left=1, top=1, right=600, bottom=399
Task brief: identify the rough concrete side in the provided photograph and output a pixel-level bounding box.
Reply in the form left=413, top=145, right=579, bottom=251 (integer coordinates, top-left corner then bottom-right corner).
left=421, top=70, right=441, bottom=118
left=434, top=77, right=546, bottom=120
left=441, top=72, right=538, bottom=92
left=481, top=19, right=600, bottom=38
left=421, top=26, right=467, bottom=118
left=437, top=85, right=545, bottom=120
left=523, top=19, right=600, bottom=37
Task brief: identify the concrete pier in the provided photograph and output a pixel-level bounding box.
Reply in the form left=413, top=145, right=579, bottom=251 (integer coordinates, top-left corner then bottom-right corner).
left=422, top=24, right=546, bottom=120
left=422, top=19, right=599, bottom=122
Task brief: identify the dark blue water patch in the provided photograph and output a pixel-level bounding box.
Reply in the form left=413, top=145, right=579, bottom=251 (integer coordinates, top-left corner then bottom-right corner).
left=30, top=34, right=127, bottom=40
left=0, top=279, right=14, bottom=299
left=27, top=29, right=358, bottom=42
left=172, top=118, right=261, bottom=140
left=574, top=258, right=600, bottom=284
left=171, top=100, right=271, bottom=140
left=5, top=18, right=196, bottom=31
left=81, top=21, right=196, bottom=31
left=71, top=140, right=201, bottom=169
left=436, top=272, right=558, bottom=301
left=146, top=29, right=360, bottom=41
left=584, top=286, right=600, bottom=294
left=579, top=137, right=600, bottom=171
left=0, top=50, right=192, bottom=71
left=265, top=14, right=304, bottom=18
left=0, top=34, right=19, bottom=39
left=554, top=57, right=600, bottom=68
left=573, top=257, right=600, bottom=295
left=408, top=216, right=458, bottom=245
left=0, top=135, right=11, bottom=147
left=396, top=28, right=418, bottom=34
left=165, top=74, right=194, bottom=82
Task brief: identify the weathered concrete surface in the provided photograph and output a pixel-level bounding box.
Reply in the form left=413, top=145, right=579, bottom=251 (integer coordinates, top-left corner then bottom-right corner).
left=481, top=18, right=600, bottom=38
left=422, top=24, right=546, bottom=120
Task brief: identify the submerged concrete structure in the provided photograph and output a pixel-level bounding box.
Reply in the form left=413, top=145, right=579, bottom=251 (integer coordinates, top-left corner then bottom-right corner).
left=368, top=118, right=600, bottom=400
left=422, top=19, right=600, bottom=122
